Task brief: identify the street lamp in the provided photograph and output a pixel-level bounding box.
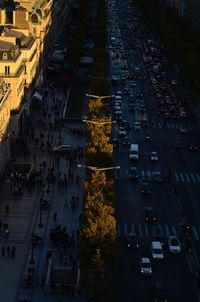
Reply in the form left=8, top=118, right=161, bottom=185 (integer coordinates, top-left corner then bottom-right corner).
left=82, top=119, right=116, bottom=125
left=38, top=204, right=43, bottom=228
left=77, top=164, right=120, bottom=171
left=29, top=235, right=35, bottom=264
left=85, top=94, right=115, bottom=101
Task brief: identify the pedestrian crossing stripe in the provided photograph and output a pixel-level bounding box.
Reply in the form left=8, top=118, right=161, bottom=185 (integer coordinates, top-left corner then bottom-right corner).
left=152, top=122, right=200, bottom=131
left=113, top=169, right=200, bottom=183
left=117, top=223, right=200, bottom=240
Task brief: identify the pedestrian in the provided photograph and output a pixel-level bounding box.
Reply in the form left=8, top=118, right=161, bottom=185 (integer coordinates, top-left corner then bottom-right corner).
left=1, top=245, right=5, bottom=257
left=5, top=228, right=9, bottom=239
left=5, top=205, right=10, bottom=216
left=0, top=219, right=2, bottom=231
left=59, top=252, right=63, bottom=264
left=11, top=246, right=16, bottom=258
left=7, top=246, right=10, bottom=256
left=33, top=154, right=36, bottom=162
left=53, top=212, right=57, bottom=222
left=2, top=222, right=6, bottom=232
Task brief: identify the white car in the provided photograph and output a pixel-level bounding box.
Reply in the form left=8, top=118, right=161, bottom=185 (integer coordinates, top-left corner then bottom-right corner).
left=52, top=145, right=71, bottom=153
left=140, top=257, right=152, bottom=275
left=151, top=241, right=163, bottom=260
left=150, top=151, right=158, bottom=161
left=119, top=127, right=126, bottom=136
left=168, top=236, right=181, bottom=253
left=134, top=121, right=141, bottom=130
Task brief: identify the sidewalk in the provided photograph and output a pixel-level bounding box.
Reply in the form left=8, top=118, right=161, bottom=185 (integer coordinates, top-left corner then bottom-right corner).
left=0, top=85, right=87, bottom=302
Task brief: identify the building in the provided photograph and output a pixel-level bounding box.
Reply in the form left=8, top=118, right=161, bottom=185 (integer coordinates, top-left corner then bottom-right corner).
left=0, top=78, right=12, bottom=174
left=0, top=27, right=37, bottom=111
left=183, top=0, right=200, bottom=29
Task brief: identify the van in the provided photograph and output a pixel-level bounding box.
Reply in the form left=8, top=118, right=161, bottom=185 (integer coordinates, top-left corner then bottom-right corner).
left=151, top=241, right=163, bottom=260
left=129, top=144, right=139, bottom=160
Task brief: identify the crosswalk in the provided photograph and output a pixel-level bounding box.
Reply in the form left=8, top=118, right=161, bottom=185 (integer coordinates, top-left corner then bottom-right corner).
left=117, top=223, right=200, bottom=241
left=113, top=169, right=200, bottom=184
left=152, top=122, right=200, bottom=131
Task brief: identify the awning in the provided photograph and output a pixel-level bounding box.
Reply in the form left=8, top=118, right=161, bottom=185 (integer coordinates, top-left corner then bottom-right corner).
left=33, top=91, right=43, bottom=101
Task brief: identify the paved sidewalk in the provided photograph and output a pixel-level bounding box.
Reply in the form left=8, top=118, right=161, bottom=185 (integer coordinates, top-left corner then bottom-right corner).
left=0, top=85, right=87, bottom=302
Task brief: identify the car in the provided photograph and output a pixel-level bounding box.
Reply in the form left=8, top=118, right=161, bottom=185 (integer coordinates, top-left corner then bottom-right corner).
left=152, top=172, right=163, bottom=183
left=179, top=127, right=188, bottom=134
left=127, top=234, right=139, bottom=249
left=134, top=121, right=141, bottom=130
left=119, top=127, right=126, bottom=136
left=52, top=144, right=71, bottom=153
left=139, top=105, right=146, bottom=113
left=128, top=104, right=137, bottom=112
left=142, top=120, right=151, bottom=127
left=173, top=142, right=182, bottom=150
left=122, top=136, right=131, bottom=146
left=140, top=257, right=152, bottom=276
left=121, top=120, right=131, bottom=130
left=145, top=133, right=150, bottom=141
left=168, top=236, right=181, bottom=253
left=153, top=282, right=167, bottom=302
left=145, top=207, right=156, bottom=223
left=188, top=144, right=198, bottom=151
left=141, top=182, right=151, bottom=195
left=150, top=151, right=158, bottom=161
left=111, top=138, right=119, bottom=147
left=129, top=166, right=138, bottom=180
left=155, top=230, right=165, bottom=246
left=151, top=241, right=164, bottom=260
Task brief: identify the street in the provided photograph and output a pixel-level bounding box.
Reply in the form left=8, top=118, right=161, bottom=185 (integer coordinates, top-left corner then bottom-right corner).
left=107, top=0, right=200, bottom=301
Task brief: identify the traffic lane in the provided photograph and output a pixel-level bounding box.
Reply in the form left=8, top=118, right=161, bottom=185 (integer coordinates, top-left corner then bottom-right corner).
left=114, top=237, right=198, bottom=302
left=175, top=182, right=200, bottom=227
left=114, top=177, right=145, bottom=224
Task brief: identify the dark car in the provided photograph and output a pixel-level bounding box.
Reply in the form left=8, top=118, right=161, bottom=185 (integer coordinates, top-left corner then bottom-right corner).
left=153, top=172, right=163, bottom=183
left=142, top=120, right=151, bottom=127
left=128, top=104, right=136, bottom=112
left=155, top=230, right=165, bottom=246
left=111, top=138, right=119, bottom=147
left=122, top=136, right=131, bottom=146
left=127, top=234, right=139, bottom=249
left=173, top=142, right=182, bottom=150
left=188, top=144, right=198, bottom=151
left=145, top=207, right=156, bottom=223
left=122, top=120, right=131, bottom=130
left=129, top=167, right=138, bottom=180
left=141, top=182, right=151, bottom=195
left=153, top=282, right=167, bottom=302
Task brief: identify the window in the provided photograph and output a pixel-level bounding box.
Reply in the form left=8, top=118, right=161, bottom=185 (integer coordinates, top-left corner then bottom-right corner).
left=2, top=53, right=8, bottom=60
left=5, top=66, right=10, bottom=75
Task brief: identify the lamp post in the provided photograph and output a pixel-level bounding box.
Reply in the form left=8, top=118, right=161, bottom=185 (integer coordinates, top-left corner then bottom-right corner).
left=46, top=173, right=51, bottom=193
left=29, top=235, right=35, bottom=264
left=77, top=164, right=120, bottom=172
left=38, top=204, right=43, bottom=228
left=82, top=119, right=116, bottom=125
left=85, top=94, right=115, bottom=101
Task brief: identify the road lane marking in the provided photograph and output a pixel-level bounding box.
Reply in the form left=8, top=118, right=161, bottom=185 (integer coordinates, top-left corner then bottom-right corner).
left=190, top=173, right=196, bottom=183
left=165, top=225, right=170, bottom=237
left=174, top=173, right=179, bottom=182
left=196, top=174, right=200, bottom=182
left=185, top=173, right=191, bottom=182
left=144, top=224, right=149, bottom=237
left=124, top=224, right=128, bottom=236
left=131, top=224, right=136, bottom=236
left=179, top=173, right=185, bottom=182
left=117, top=224, right=121, bottom=237
left=192, top=226, right=199, bottom=241
left=171, top=225, right=176, bottom=235
left=138, top=224, right=143, bottom=237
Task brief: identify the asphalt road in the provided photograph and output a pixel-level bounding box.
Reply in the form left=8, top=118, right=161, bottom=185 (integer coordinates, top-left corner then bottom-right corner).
left=107, top=0, right=200, bottom=301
